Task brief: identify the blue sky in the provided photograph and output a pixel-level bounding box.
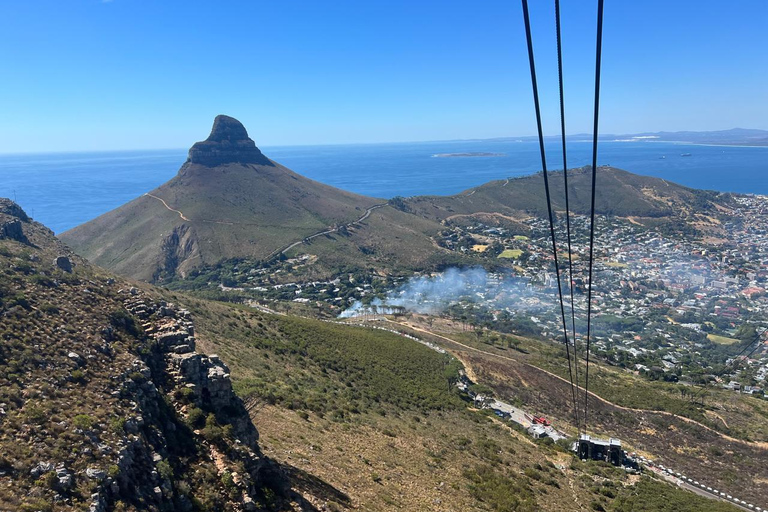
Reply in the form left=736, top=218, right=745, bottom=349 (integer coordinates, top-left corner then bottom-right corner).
left=0, top=0, right=766, bottom=152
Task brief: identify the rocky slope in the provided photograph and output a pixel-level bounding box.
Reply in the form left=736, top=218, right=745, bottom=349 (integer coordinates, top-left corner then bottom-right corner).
left=0, top=199, right=299, bottom=511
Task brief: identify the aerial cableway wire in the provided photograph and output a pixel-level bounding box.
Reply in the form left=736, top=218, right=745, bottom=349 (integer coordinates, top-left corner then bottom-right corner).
left=555, top=0, right=581, bottom=432
left=583, top=0, right=604, bottom=435
left=521, top=0, right=580, bottom=430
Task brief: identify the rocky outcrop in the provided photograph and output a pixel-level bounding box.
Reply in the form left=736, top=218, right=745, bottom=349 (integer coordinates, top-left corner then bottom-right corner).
left=123, top=296, right=259, bottom=446
left=94, top=291, right=278, bottom=510
left=0, top=197, right=30, bottom=221
left=186, top=115, right=274, bottom=167
left=154, top=224, right=200, bottom=282
left=1, top=219, right=25, bottom=242
left=0, top=199, right=30, bottom=244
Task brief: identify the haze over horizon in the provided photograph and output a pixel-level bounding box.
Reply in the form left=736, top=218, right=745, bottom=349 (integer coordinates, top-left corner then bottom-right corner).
left=1, top=0, right=766, bottom=153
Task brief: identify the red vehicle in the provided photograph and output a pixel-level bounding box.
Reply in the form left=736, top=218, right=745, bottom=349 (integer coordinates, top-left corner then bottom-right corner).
left=532, top=416, right=551, bottom=427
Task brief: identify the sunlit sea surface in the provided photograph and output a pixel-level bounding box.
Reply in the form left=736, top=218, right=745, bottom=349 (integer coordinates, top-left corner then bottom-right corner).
left=1, top=140, right=766, bottom=234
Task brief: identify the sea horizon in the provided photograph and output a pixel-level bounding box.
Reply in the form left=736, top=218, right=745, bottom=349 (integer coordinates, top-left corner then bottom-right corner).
left=1, top=139, right=766, bottom=234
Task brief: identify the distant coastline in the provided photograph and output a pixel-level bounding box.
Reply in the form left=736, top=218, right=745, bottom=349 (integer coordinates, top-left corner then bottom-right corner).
left=4, top=140, right=768, bottom=234
left=432, top=152, right=506, bottom=158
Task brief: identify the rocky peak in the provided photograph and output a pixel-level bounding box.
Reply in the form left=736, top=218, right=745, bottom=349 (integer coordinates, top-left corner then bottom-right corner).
left=0, top=198, right=30, bottom=243
left=0, top=198, right=30, bottom=222
left=186, top=115, right=273, bottom=167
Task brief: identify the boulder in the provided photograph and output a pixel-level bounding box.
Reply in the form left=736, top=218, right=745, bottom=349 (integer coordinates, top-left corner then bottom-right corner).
left=86, top=467, right=107, bottom=481
left=56, top=465, right=75, bottom=490
left=30, top=461, right=55, bottom=478
left=68, top=351, right=84, bottom=366
left=55, top=255, right=73, bottom=272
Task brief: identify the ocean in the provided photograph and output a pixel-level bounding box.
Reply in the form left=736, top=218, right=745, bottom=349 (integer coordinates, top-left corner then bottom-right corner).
left=1, top=140, right=766, bottom=234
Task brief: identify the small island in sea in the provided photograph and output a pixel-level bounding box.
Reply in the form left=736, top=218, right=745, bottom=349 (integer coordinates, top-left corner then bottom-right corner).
left=432, top=152, right=506, bottom=157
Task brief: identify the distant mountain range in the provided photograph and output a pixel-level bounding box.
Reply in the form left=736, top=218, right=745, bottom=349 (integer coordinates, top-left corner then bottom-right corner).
left=61, top=115, right=739, bottom=283
left=507, top=127, right=768, bottom=146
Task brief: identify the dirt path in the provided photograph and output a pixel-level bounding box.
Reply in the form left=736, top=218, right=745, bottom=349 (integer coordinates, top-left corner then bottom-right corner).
left=386, top=319, right=767, bottom=450
left=145, top=193, right=237, bottom=225
left=145, top=193, right=190, bottom=221
left=707, top=410, right=730, bottom=429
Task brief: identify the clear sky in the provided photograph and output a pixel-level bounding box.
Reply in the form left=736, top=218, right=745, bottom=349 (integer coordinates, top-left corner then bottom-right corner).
left=0, top=0, right=766, bottom=152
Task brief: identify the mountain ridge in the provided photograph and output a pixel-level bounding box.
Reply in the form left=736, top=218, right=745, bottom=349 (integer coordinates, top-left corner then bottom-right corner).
left=61, top=116, right=739, bottom=284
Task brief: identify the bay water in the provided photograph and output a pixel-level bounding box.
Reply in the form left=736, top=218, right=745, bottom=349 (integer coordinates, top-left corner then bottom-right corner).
left=0, top=140, right=765, bottom=234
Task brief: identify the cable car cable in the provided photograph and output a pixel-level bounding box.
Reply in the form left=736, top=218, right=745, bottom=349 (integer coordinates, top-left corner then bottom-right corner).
left=555, top=0, right=581, bottom=432
left=583, top=0, right=604, bottom=434
left=521, top=0, right=580, bottom=428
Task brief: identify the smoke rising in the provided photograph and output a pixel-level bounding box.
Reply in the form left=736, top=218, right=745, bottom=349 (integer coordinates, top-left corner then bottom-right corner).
left=340, top=267, right=553, bottom=318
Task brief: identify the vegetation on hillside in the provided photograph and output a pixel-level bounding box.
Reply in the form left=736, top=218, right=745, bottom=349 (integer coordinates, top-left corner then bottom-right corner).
left=0, top=202, right=293, bottom=511
left=177, top=296, right=464, bottom=420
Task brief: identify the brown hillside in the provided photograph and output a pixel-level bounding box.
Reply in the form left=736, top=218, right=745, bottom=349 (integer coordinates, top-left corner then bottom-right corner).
left=61, top=116, right=444, bottom=282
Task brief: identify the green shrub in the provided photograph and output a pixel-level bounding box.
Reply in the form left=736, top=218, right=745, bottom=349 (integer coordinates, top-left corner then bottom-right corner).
left=110, top=417, right=126, bottom=434
left=73, top=414, right=95, bottom=430
left=71, top=369, right=86, bottom=384
left=109, top=310, right=141, bottom=336
left=129, top=372, right=146, bottom=383
left=31, top=275, right=56, bottom=288
left=25, top=405, right=47, bottom=424
left=187, top=407, right=206, bottom=428
left=157, top=460, right=173, bottom=480
left=200, top=414, right=228, bottom=445
left=20, top=499, right=53, bottom=512
left=221, top=471, right=235, bottom=489
left=39, top=471, right=58, bottom=489
left=40, top=302, right=59, bottom=314
left=175, top=386, right=196, bottom=404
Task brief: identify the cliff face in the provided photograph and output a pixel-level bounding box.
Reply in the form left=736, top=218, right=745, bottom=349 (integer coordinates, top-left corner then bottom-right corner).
left=186, top=115, right=273, bottom=167
left=103, top=290, right=278, bottom=511
left=0, top=199, right=288, bottom=511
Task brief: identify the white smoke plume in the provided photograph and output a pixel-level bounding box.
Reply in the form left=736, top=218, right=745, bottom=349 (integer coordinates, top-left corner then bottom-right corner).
left=339, top=267, right=550, bottom=318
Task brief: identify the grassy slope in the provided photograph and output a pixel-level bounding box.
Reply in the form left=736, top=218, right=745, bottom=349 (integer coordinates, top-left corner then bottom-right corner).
left=284, top=205, right=453, bottom=276
left=62, top=162, right=735, bottom=284
left=58, top=193, right=184, bottom=281
left=175, top=296, right=464, bottom=418
left=61, top=160, right=450, bottom=282
left=389, top=316, right=768, bottom=507
left=174, top=294, right=743, bottom=511
left=61, top=160, right=382, bottom=281
left=404, top=166, right=732, bottom=223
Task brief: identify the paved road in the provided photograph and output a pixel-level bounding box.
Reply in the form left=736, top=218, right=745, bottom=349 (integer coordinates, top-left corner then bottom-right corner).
left=648, top=466, right=757, bottom=511
left=388, top=319, right=765, bottom=510
left=279, top=203, right=388, bottom=255
left=385, top=320, right=762, bottom=448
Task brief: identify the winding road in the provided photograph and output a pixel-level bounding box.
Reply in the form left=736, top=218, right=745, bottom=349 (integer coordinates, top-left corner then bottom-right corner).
left=384, top=319, right=768, bottom=449
left=277, top=203, right=388, bottom=256
left=145, top=191, right=389, bottom=259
